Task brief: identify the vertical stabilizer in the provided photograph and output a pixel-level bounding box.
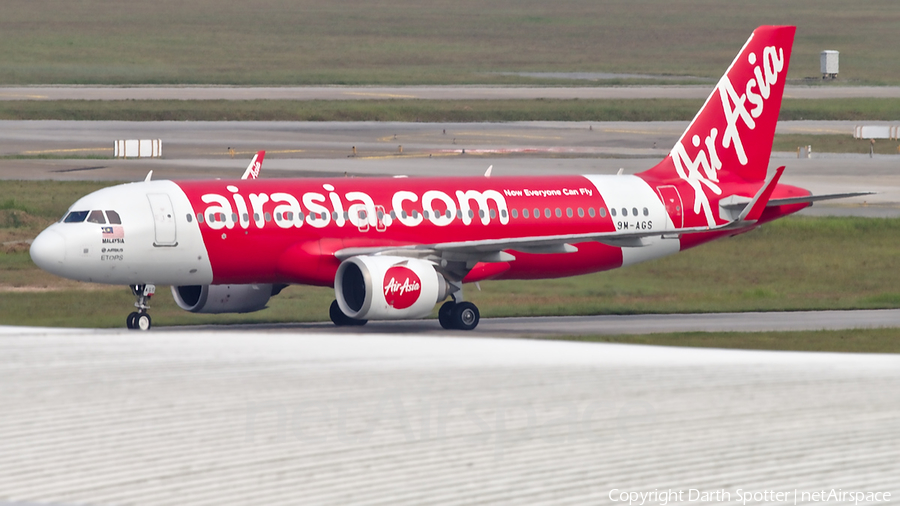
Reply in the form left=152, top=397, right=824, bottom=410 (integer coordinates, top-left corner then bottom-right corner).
left=640, top=26, right=795, bottom=227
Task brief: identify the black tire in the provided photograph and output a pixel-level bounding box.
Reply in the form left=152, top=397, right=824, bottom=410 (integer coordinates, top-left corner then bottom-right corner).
left=330, top=300, right=349, bottom=326
left=452, top=302, right=480, bottom=331
left=136, top=313, right=152, bottom=331
left=438, top=301, right=456, bottom=329
left=127, top=312, right=138, bottom=330
left=330, top=300, right=368, bottom=327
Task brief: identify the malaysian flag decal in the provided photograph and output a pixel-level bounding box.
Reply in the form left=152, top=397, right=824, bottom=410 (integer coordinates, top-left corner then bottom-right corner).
left=102, top=226, right=124, bottom=241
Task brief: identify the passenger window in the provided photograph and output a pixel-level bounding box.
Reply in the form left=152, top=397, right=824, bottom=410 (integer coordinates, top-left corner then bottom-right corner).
left=105, top=210, right=121, bottom=224
left=523, top=209, right=529, bottom=218
left=533, top=208, right=540, bottom=218
left=610, top=208, right=617, bottom=217
left=87, top=210, right=106, bottom=224
left=622, top=208, right=628, bottom=217
left=265, top=212, right=272, bottom=222
left=544, top=208, right=551, bottom=218
left=490, top=209, right=496, bottom=219
left=500, top=209, right=507, bottom=219
left=64, top=211, right=89, bottom=223
left=577, top=208, right=584, bottom=217
left=197, top=213, right=204, bottom=223
left=632, top=207, right=638, bottom=216
left=588, top=208, right=596, bottom=218
left=186, top=213, right=193, bottom=223
left=512, top=209, right=518, bottom=219
left=567, top=208, right=573, bottom=218
left=643, top=207, right=649, bottom=216
left=599, top=208, right=607, bottom=218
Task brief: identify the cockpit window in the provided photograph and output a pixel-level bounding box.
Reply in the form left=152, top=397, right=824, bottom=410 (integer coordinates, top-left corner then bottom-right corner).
left=105, top=210, right=122, bottom=224
left=87, top=210, right=106, bottom=224
left=63, top=211, right=89, bottom=223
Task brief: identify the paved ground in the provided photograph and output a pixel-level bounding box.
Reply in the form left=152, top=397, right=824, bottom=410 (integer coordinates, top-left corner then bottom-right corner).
left=1, top=120, right=895, bottom=216
left=1, top=85, right=899, bottom=101
left=167, top=309, right=900, bottom=336
left=0, top=326, right=897, bottom=505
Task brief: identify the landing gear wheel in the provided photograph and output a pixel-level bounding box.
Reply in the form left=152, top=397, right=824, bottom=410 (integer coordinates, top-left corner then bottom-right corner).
left=127, top=284, right=155, bottom=330
left=451, top=301, right=480, bottom=331
left=127, top=312, right=138, bottom=330
left=330, top=300, right=368, bottom=327
left=136, top=313, right=152, bottom=331
left=438, top=301, right=456, bottom=329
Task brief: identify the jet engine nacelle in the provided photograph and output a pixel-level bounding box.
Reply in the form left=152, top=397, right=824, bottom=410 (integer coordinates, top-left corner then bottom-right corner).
left=171, top=284, right=274, bottom=314
left=335, top=256, right=449, bottom=320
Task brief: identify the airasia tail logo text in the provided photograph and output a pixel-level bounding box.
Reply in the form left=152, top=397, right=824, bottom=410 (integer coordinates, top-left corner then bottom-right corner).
left=383, top=266, right=422, bottom=309
left=671, top=43, right=785, bottom=227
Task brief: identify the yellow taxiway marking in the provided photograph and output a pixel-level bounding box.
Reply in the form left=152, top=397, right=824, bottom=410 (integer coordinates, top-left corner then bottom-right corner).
left=376, top=132, right=563, bottom=142
left=204, top=149, right=306, bottom=156
left=343, top=92, right=419, bottom=99
left=355, top=152, right=459, bottom=160
left=0, top=93, right=48, bottom=99
left=603, top=128, right=671, bottom=135
left=21, top=147, right=111, bottom=154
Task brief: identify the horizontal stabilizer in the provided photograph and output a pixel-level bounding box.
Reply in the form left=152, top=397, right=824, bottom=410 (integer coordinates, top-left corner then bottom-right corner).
left=737, top=166, right=784, bottom=223
left=720, top=191, right=876, bottom=213
left=766, top=192, right=875, bottom=207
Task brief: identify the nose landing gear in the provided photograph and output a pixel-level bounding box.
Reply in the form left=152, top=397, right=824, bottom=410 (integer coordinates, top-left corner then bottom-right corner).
left=127, top=284, right=155, bottom=331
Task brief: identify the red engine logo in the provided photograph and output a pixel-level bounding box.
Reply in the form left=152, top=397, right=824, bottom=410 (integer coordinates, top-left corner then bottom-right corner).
left=383, top=265, right=422, bottom=309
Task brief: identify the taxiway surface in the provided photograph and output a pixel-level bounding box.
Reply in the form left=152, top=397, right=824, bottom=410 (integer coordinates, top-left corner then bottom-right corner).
left=1, top=120, right=894, bottom=216
left=167, top=309, right=900, bottom=336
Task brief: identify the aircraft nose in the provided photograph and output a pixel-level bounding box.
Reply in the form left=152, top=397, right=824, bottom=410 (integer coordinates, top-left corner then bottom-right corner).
left=30, top=229, right=67, bottom=273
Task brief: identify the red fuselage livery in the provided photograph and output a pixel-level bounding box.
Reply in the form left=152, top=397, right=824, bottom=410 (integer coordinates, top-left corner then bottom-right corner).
left=32, top=26, right=849, bottom=331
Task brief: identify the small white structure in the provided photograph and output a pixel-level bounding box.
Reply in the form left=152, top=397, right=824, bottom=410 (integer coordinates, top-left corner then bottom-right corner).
left=821, top=50, right=839, bottom=79
left=114, top=139, right=162, bottom=158
left=854, top=125, right=899, bottom=140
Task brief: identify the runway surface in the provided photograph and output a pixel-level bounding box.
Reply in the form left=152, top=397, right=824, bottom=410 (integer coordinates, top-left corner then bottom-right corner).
left=1, top=119, right=895, bottom=216
left=2, top=85, right=900, bottom=101
left=0, top=326, right=897, bottom=505
left=169, top=309, right=900, bottom=336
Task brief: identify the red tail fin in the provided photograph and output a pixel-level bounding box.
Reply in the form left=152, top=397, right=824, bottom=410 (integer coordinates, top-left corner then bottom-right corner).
left=640, top=26, right=795, bottom=226
left=241, top=150, right=266, bottom=180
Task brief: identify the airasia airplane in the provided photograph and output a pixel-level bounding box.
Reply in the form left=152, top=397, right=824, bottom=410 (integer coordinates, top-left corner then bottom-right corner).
left=29, top=26, right=864, bottom=331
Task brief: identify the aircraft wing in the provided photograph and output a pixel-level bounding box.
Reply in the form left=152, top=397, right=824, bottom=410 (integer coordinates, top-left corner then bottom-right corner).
left=336, top=166, right=786, bottom=262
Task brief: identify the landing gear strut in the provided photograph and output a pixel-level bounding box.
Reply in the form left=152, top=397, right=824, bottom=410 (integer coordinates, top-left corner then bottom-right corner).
left=438, top=300, right=480, bottom=331
left=329, top=300, right=367, bottom=327
left=127, top=284, right=155, bottom=331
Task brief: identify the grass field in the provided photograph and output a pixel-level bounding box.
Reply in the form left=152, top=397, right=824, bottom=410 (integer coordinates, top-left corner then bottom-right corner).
left=2, top=0, right=899, bottom=85
left=4, top=179, right=900, bottom=328
left=1, top=98, right=899, bottom=123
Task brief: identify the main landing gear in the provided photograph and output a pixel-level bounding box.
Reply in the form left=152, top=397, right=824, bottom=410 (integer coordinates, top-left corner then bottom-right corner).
left=438, top=300, right=480, bottom=331
left=127, top=284, right=155, bottom=331
left=329, top=300, right=368, bottom=327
